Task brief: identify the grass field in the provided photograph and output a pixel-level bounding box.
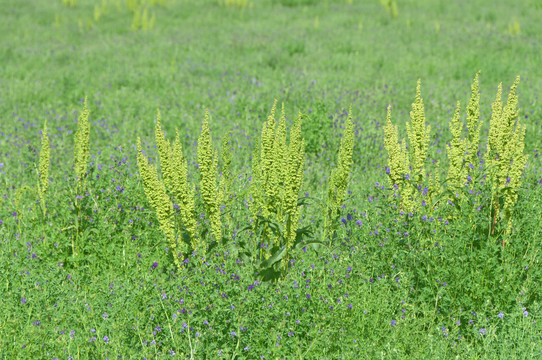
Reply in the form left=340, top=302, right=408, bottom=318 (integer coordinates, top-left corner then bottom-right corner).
left=1, top=0, right=541, bottom=358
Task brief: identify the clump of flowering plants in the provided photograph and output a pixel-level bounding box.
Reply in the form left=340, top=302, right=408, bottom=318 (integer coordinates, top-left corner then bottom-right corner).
left=383, top=74, right=528, bottom=241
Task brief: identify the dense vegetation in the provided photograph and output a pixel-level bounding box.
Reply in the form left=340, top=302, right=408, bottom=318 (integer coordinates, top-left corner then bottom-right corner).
left=1, top=0, right=541, bottom=358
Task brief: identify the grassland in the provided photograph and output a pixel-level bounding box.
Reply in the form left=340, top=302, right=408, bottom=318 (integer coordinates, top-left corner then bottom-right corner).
left=1, top=0, right=541, bottom=358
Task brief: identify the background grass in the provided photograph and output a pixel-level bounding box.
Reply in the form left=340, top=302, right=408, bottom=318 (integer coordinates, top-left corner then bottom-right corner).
left=1, top=0, right=541, bottom=358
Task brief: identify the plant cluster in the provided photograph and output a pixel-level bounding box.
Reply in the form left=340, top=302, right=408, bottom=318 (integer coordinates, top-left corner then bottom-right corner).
left=383, top=74, right=528, bottom=239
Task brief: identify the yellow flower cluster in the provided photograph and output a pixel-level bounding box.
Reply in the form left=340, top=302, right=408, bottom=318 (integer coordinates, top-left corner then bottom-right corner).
left=250, top=101, right=306, bottom=262
left=154, top=110, right=199, bottom=251
left=61, top=0, right=77, bottom=7
left=380, top=0, right=399, bottom=19
left=383, top=75, right=528, bottom=235
left=138, top=109, right=229, bottom=264
left=131, top=6, right=156, bottom=31
left=324, top=107, right=354, bottom=243
left=384, top=81, right=431, bottom=212
left=74, top=97, right=90, bottom=192
left=250, top=101, right=278, bottom=226
left=486, top=76, right=528, bottom=234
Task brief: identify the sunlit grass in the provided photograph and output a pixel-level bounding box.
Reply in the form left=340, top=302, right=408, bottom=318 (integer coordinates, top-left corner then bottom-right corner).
left=1, top=0, right=541, bottom=358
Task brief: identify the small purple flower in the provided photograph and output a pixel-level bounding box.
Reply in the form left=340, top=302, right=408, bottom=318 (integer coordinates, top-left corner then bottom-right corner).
left=498, top=311, right=504, bottom=319
left=152, top=262, right=158, bottom=270
left=103, top=335, right=109, bottom=344
left=391, top=319, right=396, bottom=327
left=479, top=328, right=487, bottom=335
left=356, top=220, right=362, bottom=227
left=347, top=213, right=352, bottom=221
left=21, top=297, right=26, bottom=304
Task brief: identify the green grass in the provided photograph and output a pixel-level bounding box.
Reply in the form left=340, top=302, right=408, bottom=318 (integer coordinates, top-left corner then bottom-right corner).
left=1, top=0, right=541, bottom=358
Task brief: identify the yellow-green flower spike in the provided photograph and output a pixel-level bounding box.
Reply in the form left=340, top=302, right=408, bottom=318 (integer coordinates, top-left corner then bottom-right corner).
left=249, top=102, right=309, bottom=263
left=400, top=138, right=415, bottom=212
left=324, top=106, right=354, bottom=243
left=466, top=71, right=482, bottom=169
left=172, top=130, right=199, bottom=252
left=197, top=110, right=222, bottom=242
left=383, top=105, right=404, bottom=192
left=407, top=79, right=430, bottom=183
left=261, top=100, right=277, bottom=202
left=284, top=113, right=305, bottom=247
left=446, top=101, right=466, bottom=192
left=487, top=83, right=503, bottom=164
left=220, top=130, right=233, bottom=205
left=137, top=137, right=181, bottom=268
left=429, top=160, right=441, bottom=205
left=74, top=96, right=91, bottom=191
left=485, top=76, right=527, bottom=235
left=37, top=120, right=50, bottom=215
left=269, top=104, right=288, bottom=218
left=154, top=108, right=174, bottom=191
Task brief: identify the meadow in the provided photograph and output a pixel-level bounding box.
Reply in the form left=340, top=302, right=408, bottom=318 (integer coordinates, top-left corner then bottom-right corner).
left=1, top=0, right=542, bottom=358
